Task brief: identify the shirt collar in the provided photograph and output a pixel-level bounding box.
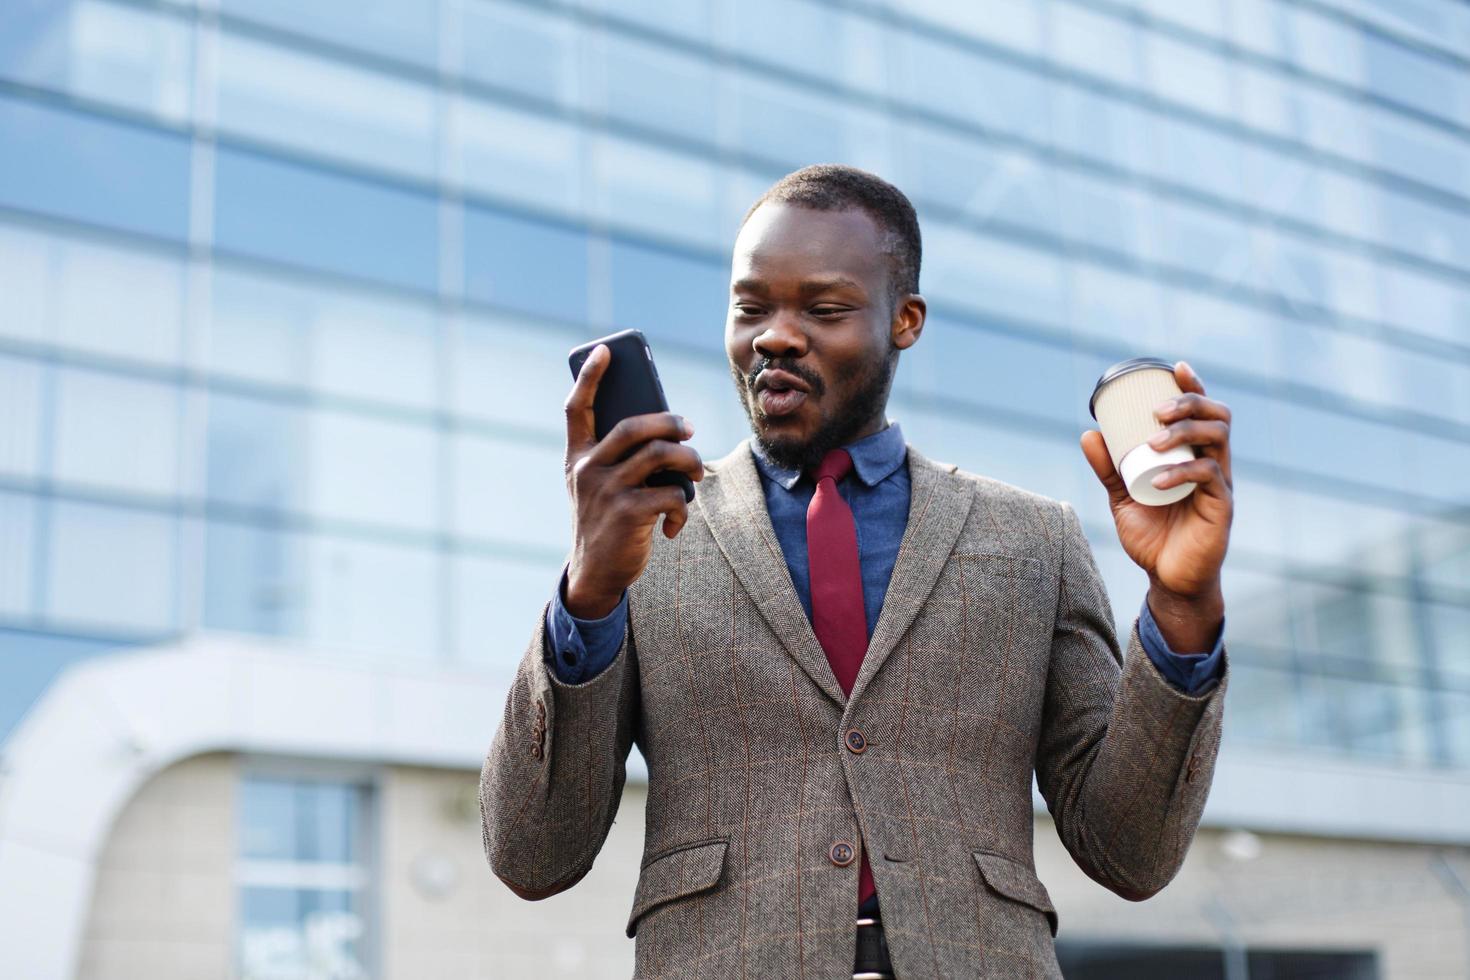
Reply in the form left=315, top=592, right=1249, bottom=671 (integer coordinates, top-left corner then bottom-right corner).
left=751, top=421, right=907, bottom=492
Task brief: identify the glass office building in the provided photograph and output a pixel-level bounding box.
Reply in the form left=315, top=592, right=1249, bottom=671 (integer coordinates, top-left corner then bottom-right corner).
left=1, top=0, right=1467, bottom=977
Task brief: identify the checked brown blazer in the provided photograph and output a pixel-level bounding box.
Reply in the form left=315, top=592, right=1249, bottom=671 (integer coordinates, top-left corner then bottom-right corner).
left=480, top=439, right=1229, bottom=979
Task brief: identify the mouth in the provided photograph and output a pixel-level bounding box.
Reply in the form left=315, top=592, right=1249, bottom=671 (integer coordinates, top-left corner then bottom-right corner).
left=753, top=368, right=812, bottom=419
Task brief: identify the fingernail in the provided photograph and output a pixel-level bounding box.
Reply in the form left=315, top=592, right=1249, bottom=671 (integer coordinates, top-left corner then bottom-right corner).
left=1148, top=430, right=1169, bottom=448
left=680, top=417, right=694, bottom=436
left=1152, top=472, right=1169, bottom=487
left=1155, top=399, right=1175, bottom=417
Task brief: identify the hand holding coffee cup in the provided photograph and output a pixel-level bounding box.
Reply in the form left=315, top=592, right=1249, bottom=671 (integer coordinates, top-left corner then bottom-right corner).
left=1089, top=357, right=1199, bottom=506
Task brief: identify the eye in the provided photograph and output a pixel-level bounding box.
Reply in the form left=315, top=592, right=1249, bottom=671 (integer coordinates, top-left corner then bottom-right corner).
left=733, top=303, right=765, bottom=318
left=811, top=306, right=849, bottom=318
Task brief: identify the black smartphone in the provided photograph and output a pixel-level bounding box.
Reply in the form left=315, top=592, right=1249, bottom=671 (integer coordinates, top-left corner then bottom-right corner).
left=568, top=329, right=695, bottom=503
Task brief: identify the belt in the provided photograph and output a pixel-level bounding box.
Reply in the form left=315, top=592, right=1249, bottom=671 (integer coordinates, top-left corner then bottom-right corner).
left=853, top=915, right=895, bottom=979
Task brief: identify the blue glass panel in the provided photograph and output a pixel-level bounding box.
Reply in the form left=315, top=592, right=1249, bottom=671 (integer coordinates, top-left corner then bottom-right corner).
left=240, top=778, right=360, bottom=862
left=608, top=240, right=726, bottom=357
left=206, top=392, right=307, bottom=513
left=238, top=887, right=367, bottom=977
left=462, top=207, right=589, bottom=323
left=221, top=0, right=437, bottom=68
left=461, top=1, right=576, bottom=104
left=0, top=629, right=127, bottom=743
left=203, top=521, right=307, bottom=637
left=0, top=95, right=190, bottom=240
left=213, top=148, right=439, bottom=292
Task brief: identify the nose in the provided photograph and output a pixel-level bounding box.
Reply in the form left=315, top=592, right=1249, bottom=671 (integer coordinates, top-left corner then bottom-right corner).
left=753, top=313, right=807, bottom=361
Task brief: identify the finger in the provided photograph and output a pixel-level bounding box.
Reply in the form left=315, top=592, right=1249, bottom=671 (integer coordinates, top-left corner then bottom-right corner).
left=1150, top=456, right=1230, bottom=502
left=1080, top=430, right=1131, bottom=508
left=1175, top=359, right=1206, bottom=396
left=1146, top=419, right=1229, bottom=455
left=590, top=412, right=694, bottom=465
left=618, top=439, right=704, bottom=487
left=565, top=345, right=610, bottom=452
left=1153, top=391, right=1231, bottom=426
left=624, top=485, right=688, bottom=537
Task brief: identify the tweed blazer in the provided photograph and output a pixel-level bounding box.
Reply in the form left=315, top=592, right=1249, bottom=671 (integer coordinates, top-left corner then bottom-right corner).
left=481, top=439, right=1229, bottom=979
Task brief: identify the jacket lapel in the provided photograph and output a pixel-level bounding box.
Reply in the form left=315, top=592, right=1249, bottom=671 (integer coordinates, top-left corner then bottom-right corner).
left=846, top=444, right=974, bottom=707
left=697, top=440, right=847, bottom=706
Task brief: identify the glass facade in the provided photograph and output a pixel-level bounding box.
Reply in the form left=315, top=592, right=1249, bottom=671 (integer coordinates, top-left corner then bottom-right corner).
left=1, top=0, right=1467, bottom=774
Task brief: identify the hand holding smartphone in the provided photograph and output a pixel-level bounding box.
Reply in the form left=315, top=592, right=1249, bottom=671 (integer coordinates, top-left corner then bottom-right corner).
left=560, top=330, right=703, bottom=619
left=567, top=329, right=695, bottom=503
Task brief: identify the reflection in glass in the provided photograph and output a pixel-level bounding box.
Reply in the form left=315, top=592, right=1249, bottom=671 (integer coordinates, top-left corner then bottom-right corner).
left=222, top=0, right=436, bottom=67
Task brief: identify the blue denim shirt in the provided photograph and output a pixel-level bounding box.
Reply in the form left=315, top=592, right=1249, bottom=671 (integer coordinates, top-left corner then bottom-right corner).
left=543, top=422, right=1224, bottom=694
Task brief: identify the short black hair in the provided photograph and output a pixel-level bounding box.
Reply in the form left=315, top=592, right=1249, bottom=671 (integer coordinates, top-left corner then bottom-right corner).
left=741, top=164, right=922, bottom=302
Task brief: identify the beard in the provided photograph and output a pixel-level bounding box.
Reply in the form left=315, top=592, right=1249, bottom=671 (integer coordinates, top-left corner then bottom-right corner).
left=731, top=349, right=897, bottom=475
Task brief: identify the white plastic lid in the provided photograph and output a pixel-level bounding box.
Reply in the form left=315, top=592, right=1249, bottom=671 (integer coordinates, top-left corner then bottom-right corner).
left=1119, top=442, right=1197, bottom=506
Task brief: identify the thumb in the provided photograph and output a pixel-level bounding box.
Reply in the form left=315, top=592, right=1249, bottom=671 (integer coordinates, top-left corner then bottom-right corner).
left=1081, top=430, right=1130, bottom=508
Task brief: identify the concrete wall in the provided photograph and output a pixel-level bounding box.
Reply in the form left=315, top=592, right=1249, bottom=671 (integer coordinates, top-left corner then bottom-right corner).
left=74, top=757, right=1470, bottom=979
left=76, top=753, right=236, bottom=980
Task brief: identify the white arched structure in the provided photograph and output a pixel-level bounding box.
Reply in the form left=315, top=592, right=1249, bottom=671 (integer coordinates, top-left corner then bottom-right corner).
left=0, top=635, right=511, bottom=980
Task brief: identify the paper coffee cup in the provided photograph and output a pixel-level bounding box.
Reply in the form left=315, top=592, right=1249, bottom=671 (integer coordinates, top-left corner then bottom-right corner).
left=1088, top=357, right=1198, bottom=507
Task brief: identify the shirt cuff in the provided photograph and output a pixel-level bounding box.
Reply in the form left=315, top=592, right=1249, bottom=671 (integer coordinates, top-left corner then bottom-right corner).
left=544, top=567, right=628, bottom=685
left=1138, top=597, right=1226, bottom=696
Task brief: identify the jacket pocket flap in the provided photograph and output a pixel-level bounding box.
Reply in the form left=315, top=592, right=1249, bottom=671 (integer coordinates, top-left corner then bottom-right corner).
left=973, top=851, right=1058, bottom=937
left=626, top=838, right=728, bottom=938
left=958, top=552, right=1044, bottom=581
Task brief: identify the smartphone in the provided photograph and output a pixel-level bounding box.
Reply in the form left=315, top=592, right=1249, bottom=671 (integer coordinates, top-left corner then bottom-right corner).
left=568, top=329, right=695, bottom=503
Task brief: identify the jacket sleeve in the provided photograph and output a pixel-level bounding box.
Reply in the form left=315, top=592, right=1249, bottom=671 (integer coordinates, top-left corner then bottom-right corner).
left=479, top=590, right=641, bottom=900
left=1034, top=500, right=1229, bottom=901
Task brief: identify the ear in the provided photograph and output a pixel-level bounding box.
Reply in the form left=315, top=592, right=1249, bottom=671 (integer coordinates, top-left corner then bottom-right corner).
left=891, top=293, right=926, bottom=351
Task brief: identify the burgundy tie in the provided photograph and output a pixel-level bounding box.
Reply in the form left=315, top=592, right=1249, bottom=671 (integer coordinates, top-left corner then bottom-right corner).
left=806, top=448, right=876, bottom=908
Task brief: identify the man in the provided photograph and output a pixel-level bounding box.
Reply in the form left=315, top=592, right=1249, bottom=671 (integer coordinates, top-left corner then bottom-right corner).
left=480, top=165, right=1232, bottom=979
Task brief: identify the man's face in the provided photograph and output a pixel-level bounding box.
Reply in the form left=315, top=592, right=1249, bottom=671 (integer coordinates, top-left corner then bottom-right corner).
left=725, top=203, right=921, bottom=473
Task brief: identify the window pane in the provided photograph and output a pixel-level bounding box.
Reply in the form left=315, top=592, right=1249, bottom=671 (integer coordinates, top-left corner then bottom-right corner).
left=45, top=500, right=177, bottom=632
left=589, top=136, right=723, bottom=247
left=451, top=99, right=583, bottom=217
left=239, top=887, right=368, bottom=980
left=215, top=31, right=437, bottom=180
left=205, top=392, right=308, bottom=513
left=305, top=534, right=439, bottom=657
left=308, top=411, right=437, bottom=532
left=240, top=778, right=360, bottom=862
left=459, top=0, right=577, bottom=104
left=52, top=367, right=181, bottom=497
left=222, top=0, right=437, bottom=68
left=591, top=32, right=718, bottom=145
left=451, top=434, right=567, bottom=550
left=453, top=553, right=562, bottom=669
left=204, top=520, right=308, bottom=637
left=448, top=312, right=578, bottom=432
left=205, top=268, right=310, bottom=387
left=462, top=207, right=589, bottom=323
left=0, top=356, right=44, bottom=479
left=0, top=94, right=191, bottom=240
left=54, top=237, right=185, bottom=365
left=607, top=240, right=727, bottom=357
left=0, top=492, right=37, bottom=617
left=213, top=148, right=439, bottom=293
left=0, top=0, right=191, bottom=123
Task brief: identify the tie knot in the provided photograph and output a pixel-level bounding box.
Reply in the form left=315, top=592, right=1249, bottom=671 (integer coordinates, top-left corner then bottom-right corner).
left=812, top=448, right=854, bottom=486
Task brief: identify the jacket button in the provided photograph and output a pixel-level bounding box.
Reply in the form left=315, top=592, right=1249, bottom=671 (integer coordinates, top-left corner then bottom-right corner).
left=829, top=841, right=856, bottom=867
left=531, top=743, right=543, bottom=760
left=844, top=729, right=867, bottom=754
left=1185, top=753, right=1200, bottom=783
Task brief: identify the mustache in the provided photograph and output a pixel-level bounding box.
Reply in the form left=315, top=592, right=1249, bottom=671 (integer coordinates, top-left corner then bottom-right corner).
left=747, top=358, right=825, bottom=398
